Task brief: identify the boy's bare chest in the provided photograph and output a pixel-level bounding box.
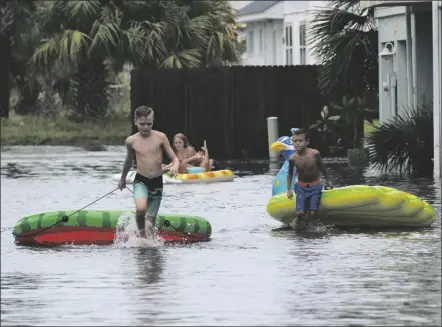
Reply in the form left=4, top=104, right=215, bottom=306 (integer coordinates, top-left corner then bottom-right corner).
left=294, top=155, right=317, bottom=171
left=132, top=138, right=162, bottom=155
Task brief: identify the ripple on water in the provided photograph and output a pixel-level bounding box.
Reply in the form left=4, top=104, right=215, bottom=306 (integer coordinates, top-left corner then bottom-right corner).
left=1, top=146, right=441, bottom=326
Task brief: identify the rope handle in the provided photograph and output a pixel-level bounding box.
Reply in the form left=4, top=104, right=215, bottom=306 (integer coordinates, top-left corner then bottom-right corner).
left=14, top=187, right=131, bottom=239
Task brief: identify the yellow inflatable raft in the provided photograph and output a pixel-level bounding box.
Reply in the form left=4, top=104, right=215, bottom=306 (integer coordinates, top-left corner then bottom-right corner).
left=267, top=185, right=437, bottom=228
left=112, top=169, right=235, bottom=184
left=267, top=130, right=437, bottom=228
left=163, top=169, right=235, bottom=184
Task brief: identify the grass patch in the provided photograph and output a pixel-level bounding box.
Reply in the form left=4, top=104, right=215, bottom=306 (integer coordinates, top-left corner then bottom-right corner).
left=1, top=114, right=132, bottom=147
left=364, top=119, right=380, bottom=135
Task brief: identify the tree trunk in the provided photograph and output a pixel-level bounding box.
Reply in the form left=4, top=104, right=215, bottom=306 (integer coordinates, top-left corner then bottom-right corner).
left=73, top=59, right=109, bottom=118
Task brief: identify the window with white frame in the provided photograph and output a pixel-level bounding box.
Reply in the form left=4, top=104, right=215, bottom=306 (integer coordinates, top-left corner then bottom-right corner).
left=299, top=22, right=306, bottom=65
left=285, top=24, right=293, bottom=65
left=248, top=30, right=254, bottom=54
left=259, top=28, right=263, bottom=54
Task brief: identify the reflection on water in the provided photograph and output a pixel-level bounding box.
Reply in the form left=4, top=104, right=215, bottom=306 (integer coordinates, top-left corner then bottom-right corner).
left=1, top=146, right=441, bottom=326
left=134, top=248, right=164, bottom=285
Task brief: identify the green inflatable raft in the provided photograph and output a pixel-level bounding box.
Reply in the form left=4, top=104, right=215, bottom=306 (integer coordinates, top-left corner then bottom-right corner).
left=13, top=210, right=212, bottom=246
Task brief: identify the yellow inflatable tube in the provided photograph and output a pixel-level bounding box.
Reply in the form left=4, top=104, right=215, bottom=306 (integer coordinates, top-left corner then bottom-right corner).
left=164, top=169, right=235, bottom=184
left=266, top=185, right=437, bottom=228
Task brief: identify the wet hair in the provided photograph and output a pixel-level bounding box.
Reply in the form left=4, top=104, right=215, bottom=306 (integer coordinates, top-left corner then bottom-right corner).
left=172, top=133, right=190, bottom=151
left=292, top=128, right=309, bottom=140
left=134, top=106, right=153, bottom=119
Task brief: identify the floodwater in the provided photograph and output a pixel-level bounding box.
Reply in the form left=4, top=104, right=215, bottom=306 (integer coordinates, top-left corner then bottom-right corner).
left=1, top=146, right=441, bottom=326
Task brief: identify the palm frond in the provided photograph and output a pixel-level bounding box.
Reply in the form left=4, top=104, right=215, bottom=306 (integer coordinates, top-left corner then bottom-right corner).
left=62, top=30, right=91, bottom=61
left=35, top=1, right=67, bottom=33
left=365, top=106, right=434, bottom=176
left=160, top=49, right=202, bottom=68
left=308, top=0, right=378, bottom=96
left=31, top=37, right=61, bottom=72
left=116, top=23, right=149, bottom=68
left=64, top=1, right=102, bottom=29
left=88, top=21, right=121, bottom=56
left=31, top=28, right=90, bottom=75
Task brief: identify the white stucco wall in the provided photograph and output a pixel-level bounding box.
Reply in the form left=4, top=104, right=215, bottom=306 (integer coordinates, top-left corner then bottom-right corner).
left=376, top=7, right=408, bottom=121
left=375, top=5, right=434, bottom=122
left=374, top=2, right=441, bottom=180
left=243, top=20, right=284, bottom=65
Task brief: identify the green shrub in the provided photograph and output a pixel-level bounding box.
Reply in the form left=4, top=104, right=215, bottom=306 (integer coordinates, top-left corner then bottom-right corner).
left=365, top=105, right=433, bottom=176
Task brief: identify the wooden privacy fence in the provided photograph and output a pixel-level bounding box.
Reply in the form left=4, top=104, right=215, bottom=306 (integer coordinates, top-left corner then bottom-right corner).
left=131, top=65, right=327, bottom=159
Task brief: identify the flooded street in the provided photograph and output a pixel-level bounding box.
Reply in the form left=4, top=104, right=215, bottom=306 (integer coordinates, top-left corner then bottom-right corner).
left=1, top=146, right=441, bottom=326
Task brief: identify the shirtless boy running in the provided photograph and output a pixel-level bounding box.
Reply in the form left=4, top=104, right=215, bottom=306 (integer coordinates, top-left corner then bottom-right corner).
left=118, top=106, right=180, bottom=239
left=286, top=129, right=333, bottom=231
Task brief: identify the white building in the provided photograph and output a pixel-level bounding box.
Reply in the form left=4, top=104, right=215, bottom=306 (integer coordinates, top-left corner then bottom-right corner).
left=360, top=0, right=442, bottom=180
left=235, top=1, right=326, bottom=66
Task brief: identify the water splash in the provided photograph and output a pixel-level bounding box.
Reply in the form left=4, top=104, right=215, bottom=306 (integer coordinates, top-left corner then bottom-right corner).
left=113, top=212, right=164, bottom=248
left=290, top=217, right=329, bottom=235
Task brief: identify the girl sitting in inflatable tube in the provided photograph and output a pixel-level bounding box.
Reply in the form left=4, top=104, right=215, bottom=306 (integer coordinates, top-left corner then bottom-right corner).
left=162, top=135, right=221, bottom=174
left=162, top=133, right=196, bottom=173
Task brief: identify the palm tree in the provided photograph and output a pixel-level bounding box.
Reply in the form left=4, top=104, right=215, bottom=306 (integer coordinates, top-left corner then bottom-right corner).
left=0, top=1, right=14, bottom=118
left=173, top=0, right=243, bottom=67
left=0, top=1, right=74, bottom=117
left=30, top=0, right=243, bottom=118
left=0, top=0, right=37, bottom=117
left=31, top=1, right=149, bottom=118
left=10, top=5, right=43, bottom=115
left=117, top=0, right=243, bottom=69
left=308, top=0, right=378, bottom=98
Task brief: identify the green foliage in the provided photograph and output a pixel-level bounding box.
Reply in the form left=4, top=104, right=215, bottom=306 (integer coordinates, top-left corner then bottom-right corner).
left=4, top=0, right=243, bottom=119
left=309, top=0, right=378, bottom=97
left=309, top=95, right=377, bottom=150
left=308, top=105, right=341, bottom=141
left=31, top=0, right=242, bottom=71
left=329, top=95, right=377, bottom=148
left=365, top=106, right=434, bottom=176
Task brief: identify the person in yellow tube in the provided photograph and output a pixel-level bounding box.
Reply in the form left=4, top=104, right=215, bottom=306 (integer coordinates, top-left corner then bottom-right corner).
left=163, top=137, right=222, bottom=174
left=286, top=128, right=333, bottom=231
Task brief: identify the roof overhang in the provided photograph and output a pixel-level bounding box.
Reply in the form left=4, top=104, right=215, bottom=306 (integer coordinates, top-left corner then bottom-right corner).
left=236, top=1, right=284, bottom=24
left=360, top=0, right=433, bottom=9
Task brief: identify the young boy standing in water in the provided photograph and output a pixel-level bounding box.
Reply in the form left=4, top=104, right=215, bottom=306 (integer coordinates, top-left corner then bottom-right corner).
left=118, top=106, right=180, bottom=239
left=286, top=129, right=333, bottom=231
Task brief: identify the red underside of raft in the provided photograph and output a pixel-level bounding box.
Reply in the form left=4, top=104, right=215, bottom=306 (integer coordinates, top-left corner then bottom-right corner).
left=14, top=226, right=209, bottom=246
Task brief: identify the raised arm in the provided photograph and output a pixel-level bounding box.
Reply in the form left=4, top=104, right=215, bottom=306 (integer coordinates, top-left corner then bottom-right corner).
left=200, top=140, right=210, bottom=171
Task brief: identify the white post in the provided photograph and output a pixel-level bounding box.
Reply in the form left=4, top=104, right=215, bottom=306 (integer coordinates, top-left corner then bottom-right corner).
left=405, top=6, right=413, bottom=107
left=267, top=117, right=280, bottom=174
left=411, top=13, right=418, bottom=109
left=432, top=1, right=441, bottom=180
